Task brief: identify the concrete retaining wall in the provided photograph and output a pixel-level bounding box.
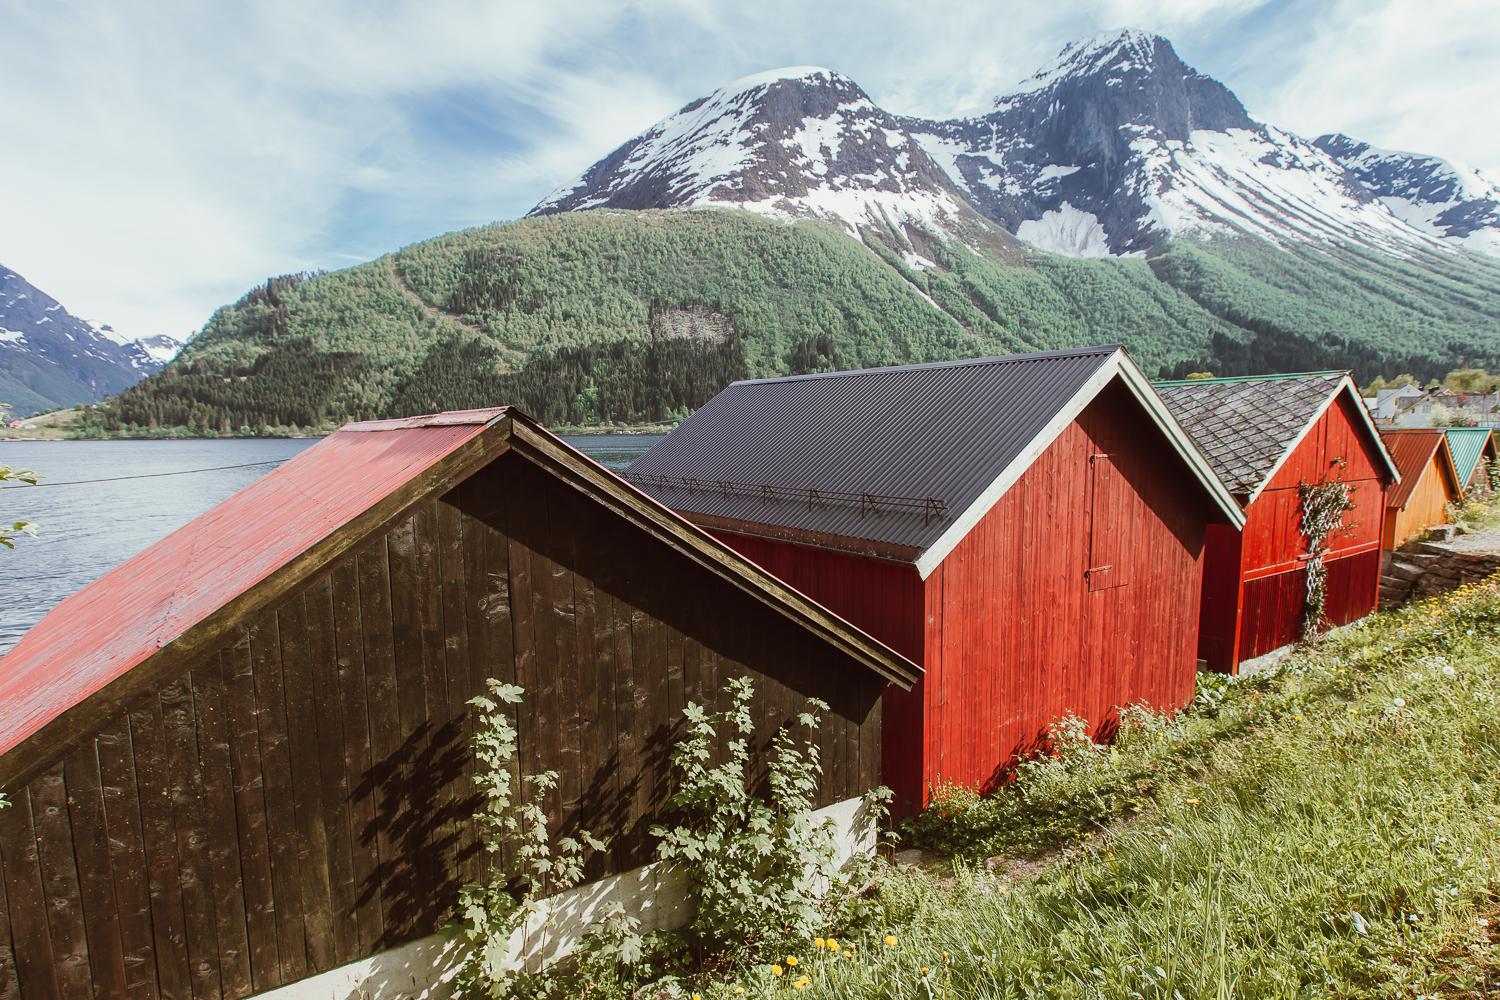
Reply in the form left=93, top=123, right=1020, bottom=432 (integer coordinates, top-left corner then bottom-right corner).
left=252, top=795, right=879, bottom=999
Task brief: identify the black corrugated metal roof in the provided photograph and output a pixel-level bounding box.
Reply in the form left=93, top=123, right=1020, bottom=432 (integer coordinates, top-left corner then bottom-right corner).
left=1155, top=374, right=1346, bottom=496
left=625, top=346, right=1121, bottom=556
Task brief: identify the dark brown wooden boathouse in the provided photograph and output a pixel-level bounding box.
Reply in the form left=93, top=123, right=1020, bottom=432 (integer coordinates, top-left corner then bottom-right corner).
left=0, top=408, right=916, bottom=999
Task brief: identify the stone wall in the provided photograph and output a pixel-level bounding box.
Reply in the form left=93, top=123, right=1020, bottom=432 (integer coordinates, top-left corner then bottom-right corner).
left=1380, top=527, right=1500, bottom=608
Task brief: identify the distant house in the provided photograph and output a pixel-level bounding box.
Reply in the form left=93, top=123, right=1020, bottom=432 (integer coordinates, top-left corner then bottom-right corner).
left=627, top=347, right=1243, bottom=811
left=1381, top=429, right=1465, bottom=548
left=1381, top=387, right=1500, bottom=429
left=1157, top=373, right=1400, bottom=674
left=0, top=408, right=916, bottom=999
left=1445, top=427, right=1498, bottom=495
left=1367, top=383, right=1426, bottom=423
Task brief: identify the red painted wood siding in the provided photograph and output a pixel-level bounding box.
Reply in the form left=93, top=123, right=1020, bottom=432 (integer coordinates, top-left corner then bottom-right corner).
left=918, top=382, right=1208, bottom=806
left=1199, top=393, right=1388, bottom=672
left=711, top=382, right=1213, bottom=813
left=710, top=534, right=927, bottom=804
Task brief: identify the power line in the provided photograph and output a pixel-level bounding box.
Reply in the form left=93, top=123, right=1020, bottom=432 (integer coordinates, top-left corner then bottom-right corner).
left=0, top=460, right=287, bottom=490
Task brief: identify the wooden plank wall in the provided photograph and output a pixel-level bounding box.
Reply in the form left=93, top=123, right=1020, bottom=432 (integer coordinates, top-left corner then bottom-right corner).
left=1385, top=458, right=1460, bottom=549
left=1226, top=394, right=1389, bottom=667
left=707, top=382, right=1214, bottom=812
left=919, top=382, right=1209, bottom=802
left=0, top=451, right=884, bottom=1000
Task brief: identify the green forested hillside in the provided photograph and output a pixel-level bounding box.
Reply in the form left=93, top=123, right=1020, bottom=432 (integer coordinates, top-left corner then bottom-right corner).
left=91, top=209, right=1500, bottom=434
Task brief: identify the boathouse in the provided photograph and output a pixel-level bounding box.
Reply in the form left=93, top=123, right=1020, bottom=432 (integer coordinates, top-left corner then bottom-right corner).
left=1445, top=427, right=1497, bottom=496
left=1382, top=428, right=1464, bottom=548
left=0, top=408, right=916, bottom=1000
left=1156, top=372, right=1399, bottom=674
left=625, top=346, right=1244, bottom=811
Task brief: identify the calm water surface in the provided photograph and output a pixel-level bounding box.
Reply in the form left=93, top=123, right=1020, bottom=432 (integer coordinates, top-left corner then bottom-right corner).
left=0, top=434, right=661, bottom=653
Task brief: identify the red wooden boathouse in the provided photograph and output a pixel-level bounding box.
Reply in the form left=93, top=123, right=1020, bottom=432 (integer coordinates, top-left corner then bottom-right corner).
left=626, top=346, right=1244, bottom=811
left=0, top=408, right=916, bottom=1000
left=1156, top=373, right=1400, bottom=674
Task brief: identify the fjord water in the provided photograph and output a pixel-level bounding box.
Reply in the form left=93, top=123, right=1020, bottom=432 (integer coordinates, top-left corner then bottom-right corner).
left=0, top=435, right=661, bottom=654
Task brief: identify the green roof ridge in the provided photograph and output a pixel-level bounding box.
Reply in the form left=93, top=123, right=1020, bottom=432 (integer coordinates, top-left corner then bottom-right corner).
left=1154, top=370, right=1346, bottom=387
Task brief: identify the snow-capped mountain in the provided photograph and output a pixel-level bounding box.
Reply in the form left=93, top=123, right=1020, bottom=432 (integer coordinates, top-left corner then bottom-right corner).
left=531, top=67, right=1007, bottom=252
left=532, top=30, right=1500, bottom=261
left=1313, top=134, right=1500, bottom=256
left=1, top=263, right=182, bottom=414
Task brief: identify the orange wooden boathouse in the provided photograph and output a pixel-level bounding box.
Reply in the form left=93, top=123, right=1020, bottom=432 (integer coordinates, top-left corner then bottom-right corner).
left=1382, top=429, right=1464, bottom=548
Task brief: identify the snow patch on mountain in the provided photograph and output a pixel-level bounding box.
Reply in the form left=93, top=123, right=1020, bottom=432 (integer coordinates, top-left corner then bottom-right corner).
left=1015, top=203, right=1113, bottom=257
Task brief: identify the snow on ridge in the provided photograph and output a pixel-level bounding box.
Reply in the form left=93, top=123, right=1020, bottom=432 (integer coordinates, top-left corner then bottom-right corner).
left=1006, top=28, right=1162, bottom=98
left=716, top=66, right=836, bottom=98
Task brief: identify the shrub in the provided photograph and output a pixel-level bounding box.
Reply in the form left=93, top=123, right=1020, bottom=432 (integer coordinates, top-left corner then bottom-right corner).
left=454, top=680, right=605, bottom=997
left=651, top=675, right=871, bottom=964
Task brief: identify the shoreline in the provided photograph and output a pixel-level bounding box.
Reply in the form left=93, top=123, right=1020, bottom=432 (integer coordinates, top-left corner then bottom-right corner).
left=2, top=424, right=675, bottom=443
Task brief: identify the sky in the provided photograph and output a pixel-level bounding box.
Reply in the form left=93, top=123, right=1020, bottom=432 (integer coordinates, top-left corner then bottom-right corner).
left=2, top=0, right=1497, bottom=342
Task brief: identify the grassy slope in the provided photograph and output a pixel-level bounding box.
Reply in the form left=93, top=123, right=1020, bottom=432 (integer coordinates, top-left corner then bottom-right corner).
left=92, top=209, right=1500, bottom=434
left=727, top=576, right=1500, bottom=999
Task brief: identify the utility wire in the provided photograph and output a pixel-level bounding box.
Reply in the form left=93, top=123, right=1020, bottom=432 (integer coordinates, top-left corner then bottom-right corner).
left=0, top=460, right=286, bottom=490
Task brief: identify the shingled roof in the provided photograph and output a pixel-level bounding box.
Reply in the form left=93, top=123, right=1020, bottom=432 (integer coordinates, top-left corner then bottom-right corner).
left=1155, top=372, right=1398, bottom=500
left=626, top=346, right=1243, bottom=577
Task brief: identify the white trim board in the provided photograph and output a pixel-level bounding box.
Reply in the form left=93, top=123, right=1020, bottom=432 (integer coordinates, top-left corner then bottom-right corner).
left=914, top=350, right=1245, bottom=579
left=249, top=796, right=879, bottom=999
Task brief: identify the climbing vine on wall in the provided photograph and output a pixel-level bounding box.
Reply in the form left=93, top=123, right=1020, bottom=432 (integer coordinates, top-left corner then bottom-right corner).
left=1298, top=460, right=1357, bottom=641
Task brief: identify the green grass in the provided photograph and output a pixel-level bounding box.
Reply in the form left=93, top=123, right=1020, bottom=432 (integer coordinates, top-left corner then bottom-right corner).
left=695, top=577, right=1500, bottom=999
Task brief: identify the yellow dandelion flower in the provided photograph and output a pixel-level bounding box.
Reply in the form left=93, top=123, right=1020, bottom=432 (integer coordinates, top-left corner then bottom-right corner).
left=1185, top=798, right=1200, bottom=805
left=772, top=964, right=784, bottom=977
left=921, top=966, right=931, bottom=975
left=814, top=937, right=826, bottom=950
left=735, top=989, right=746, bottom=996
left=693, top=995, right=702, bottom=1000
left=793, top=983, right=807, bottom=992
left=943, top=951, right=951, bottom=959
left=885, top=934, right=898, bottom=947
left=786, top=956, right=799, bottom=967
left=827, top=938, right=840, bottom=951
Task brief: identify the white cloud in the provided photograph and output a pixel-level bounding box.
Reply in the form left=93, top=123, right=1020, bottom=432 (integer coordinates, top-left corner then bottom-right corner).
left=0, top=0, right=1492, bottom=345
left=0, top=0, right=628, bottom=339
left=1255, top=0, right=1500, bottom=173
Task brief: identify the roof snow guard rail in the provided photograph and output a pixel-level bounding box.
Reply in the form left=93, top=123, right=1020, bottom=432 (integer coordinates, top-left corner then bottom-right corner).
left=626, top=473, right=950, bottom=524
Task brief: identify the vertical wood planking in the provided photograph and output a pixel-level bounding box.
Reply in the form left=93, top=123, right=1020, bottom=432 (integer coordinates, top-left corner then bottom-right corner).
left=221, top=638, right=279, bottom=991
left=329, top=560, right=382, bottom=957
left=30, top=766, right=92, bottom=997
left=355, top=540, right=401, bottom=946
left=128, top=698, right=194, bottom=999
left=60, top=745, right=129, bottom=1000
left=304, top=576, right=358, bottom=967
left=248, top=612, right=307, bottom=982
left=188, top=659, right=252, bottom=997
left=95, top=714, right=160, bottom=1000
left=158, top=674, right=223, bottom=1000
left=0, top=790, right=61, bottom=1000
left=276, top=596, right=335, bottom=973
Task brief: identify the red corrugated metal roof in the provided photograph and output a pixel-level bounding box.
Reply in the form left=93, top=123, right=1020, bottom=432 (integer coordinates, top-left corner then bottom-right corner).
left=0, top=408, right=508, bottom=759
left=1382, top=429, right=1460, bottom=509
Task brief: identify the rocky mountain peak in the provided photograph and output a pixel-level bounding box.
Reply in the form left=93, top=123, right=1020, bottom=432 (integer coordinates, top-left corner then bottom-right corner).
left=531, top=30, right=1498, bottom=261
